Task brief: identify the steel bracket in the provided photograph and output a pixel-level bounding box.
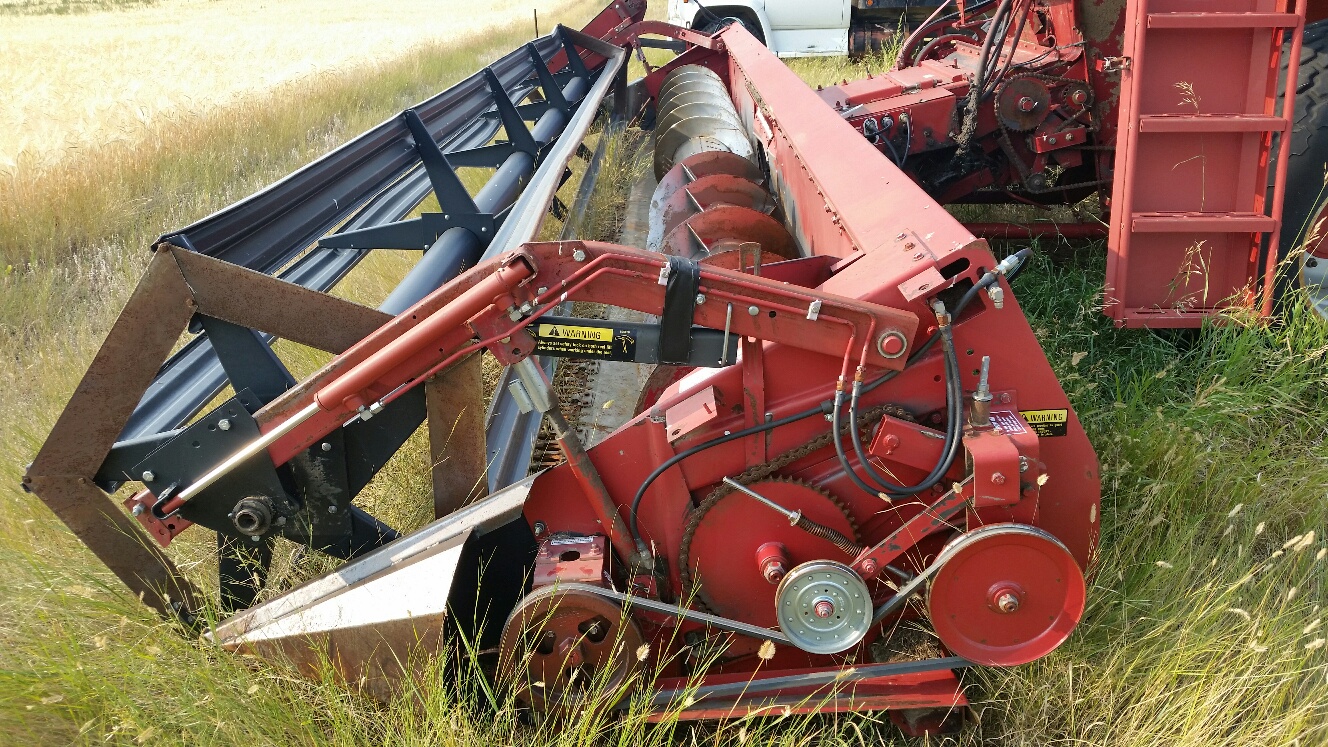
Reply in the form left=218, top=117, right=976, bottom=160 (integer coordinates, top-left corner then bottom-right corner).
left=318, top=211, right=497, bottom=250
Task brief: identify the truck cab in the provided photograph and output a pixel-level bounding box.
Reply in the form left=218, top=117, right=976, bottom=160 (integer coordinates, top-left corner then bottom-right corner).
left=667, top=0, right=945, bottom=57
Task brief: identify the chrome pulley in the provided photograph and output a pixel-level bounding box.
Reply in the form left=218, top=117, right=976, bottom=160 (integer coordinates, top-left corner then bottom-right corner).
left=775, top=560, right=873, bottom=654
left=926, top=523, right=1086, bottom=666
left=499, top=586, right=645, bottom=714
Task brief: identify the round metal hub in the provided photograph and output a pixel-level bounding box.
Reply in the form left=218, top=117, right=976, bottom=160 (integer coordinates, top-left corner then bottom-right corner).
left=776, top=560, right=873, bottom=655
left=926, top=523, right=1086, bottom=666
left=498, top=586, right=645, bottom=714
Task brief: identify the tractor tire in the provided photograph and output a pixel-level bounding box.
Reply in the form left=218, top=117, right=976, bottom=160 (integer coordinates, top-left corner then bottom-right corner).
left=1276, top=18, right=1328, bottom=315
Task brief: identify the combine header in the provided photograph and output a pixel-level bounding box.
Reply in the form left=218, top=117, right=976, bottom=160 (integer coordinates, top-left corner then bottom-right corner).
left=24, top=0, right=1315, bottom=734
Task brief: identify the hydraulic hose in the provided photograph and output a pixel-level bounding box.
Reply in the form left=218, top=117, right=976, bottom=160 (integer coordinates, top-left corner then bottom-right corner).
left=984, top=0, right=1033, bottom=100
left=843, top=247, right=1034, bottom=495
left=627, top=249, right=1033, bottom=541
left=845, top=323, right=963, bottom=497
left=957, top=0, right=1014, bottom=156
left=628, top=403, right=826, bottom=545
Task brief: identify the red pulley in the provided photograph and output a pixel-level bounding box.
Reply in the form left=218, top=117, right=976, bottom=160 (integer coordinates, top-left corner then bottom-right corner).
left=926, top=523, right=1086, bottom=666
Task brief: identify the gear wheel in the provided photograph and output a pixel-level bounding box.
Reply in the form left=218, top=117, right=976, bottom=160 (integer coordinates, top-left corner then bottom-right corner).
left=680, top=477, right=860, bottom=627
left=995, top=76, right=1052, bottom=132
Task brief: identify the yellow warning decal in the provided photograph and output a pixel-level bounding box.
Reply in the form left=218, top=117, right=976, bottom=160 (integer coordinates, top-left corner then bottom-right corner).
left=537, top=323, right=613, bottom=342
left=534, top=323, right=636, bottom=360
left=1019, top=409, right=1069, bottom=437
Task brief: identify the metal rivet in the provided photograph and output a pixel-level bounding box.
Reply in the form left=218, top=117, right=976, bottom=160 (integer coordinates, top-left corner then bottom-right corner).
left=748, top=305, right=759, bottom=316
left=573, top=249, right=587, bottom=262
left=328, top=505, right=338, bottom=514
left=320, top=442, right=332, bottom=452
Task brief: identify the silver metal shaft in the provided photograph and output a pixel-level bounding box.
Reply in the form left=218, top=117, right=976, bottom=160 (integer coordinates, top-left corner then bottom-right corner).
left=176, top=401, right=322, bottom=503
left=722, top=477, right=799, bottom=523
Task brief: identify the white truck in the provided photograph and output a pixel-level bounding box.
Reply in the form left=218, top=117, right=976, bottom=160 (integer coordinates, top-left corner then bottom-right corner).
left=666, top=0, right=945, bottom=58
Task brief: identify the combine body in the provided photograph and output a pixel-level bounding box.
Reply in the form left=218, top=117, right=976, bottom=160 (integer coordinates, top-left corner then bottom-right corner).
left=21, top=0, right=1316, bottom=734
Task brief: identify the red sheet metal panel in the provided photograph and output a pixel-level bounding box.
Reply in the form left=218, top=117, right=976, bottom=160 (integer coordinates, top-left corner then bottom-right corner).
left=1106, top=0, right=1306, bottom=327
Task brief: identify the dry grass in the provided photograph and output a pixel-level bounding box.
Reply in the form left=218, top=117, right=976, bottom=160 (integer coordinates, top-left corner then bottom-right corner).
left=2, top=5, right=1327, bottom=746
left=0, top=0, right=567, bottom=168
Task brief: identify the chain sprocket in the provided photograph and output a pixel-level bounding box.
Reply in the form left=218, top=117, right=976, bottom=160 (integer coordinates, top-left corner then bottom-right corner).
left=677, top=403, right=910, bottom=612
left=993, top=72, right=1111, bottom=194
left=685, top=477, right=859, bottom=620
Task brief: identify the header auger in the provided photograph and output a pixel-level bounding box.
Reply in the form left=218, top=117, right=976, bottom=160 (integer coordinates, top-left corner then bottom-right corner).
left=24, top=0, right=1320, bottom=735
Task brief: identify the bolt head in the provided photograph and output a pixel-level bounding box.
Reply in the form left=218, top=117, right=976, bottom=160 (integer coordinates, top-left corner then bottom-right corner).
left=532, top=521, right=547, bottom=536
left=991, top=472, right=1007, bottom=485
left=747, top=305, right=759, bottom=316
left=695, top=293, right=706, bottom=304
left=141, top=471, right=155, bottom=482
left=994, top=590, right=1021, bottom=613
left=999, top=392, right=1012, bottom=404
left=1018, top=96, right=1037, bottom=112
left=813, top=598, right=836, bottom=618
left=762, top=561, right=786, bottom=584
left=131, top=504, right=145, bottom=517
left=861, top=559, right=879, bottom=575
left=880, top=434, right=900, bottom=454
left=321, top=442, right=332, bottom=452
left=328, top=505, right=338, bottom=514
left=572, top=249, right=587, bottom=262
left=217, top=418, right=231, bottom=431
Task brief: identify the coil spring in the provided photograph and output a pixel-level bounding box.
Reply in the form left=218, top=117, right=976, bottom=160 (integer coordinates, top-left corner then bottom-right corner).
left=793, top=515, right=864, bottom=557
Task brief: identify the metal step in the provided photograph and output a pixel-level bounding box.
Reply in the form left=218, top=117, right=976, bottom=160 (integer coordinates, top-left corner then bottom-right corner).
left=1147, top=12, right=1299, bottom=29
left=1131, top=211, right=1278, bottom=233
left=1138, top=114, right=1289, bottom=133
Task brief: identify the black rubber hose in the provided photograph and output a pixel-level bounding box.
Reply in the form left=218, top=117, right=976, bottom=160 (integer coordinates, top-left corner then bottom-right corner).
left=984, top=0, right=1032, bottom=101
left=628, top=403, right=825, bottom=544
left=861, top=247, right=1032, bottom=398
left=628, top=248, right=1033, bottom=541
left=846, top=246, right=1034, bottom=495
left=980, top=3, right=1016, bottom=89
left=831, top=387, right=897, bottom=500
left=957, top=0, right=1013, bottom=156
left=844, top=324, right=963, bottom=497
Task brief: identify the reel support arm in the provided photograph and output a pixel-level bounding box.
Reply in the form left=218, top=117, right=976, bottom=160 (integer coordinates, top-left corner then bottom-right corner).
left=155, top=240, right=920, bottom=525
